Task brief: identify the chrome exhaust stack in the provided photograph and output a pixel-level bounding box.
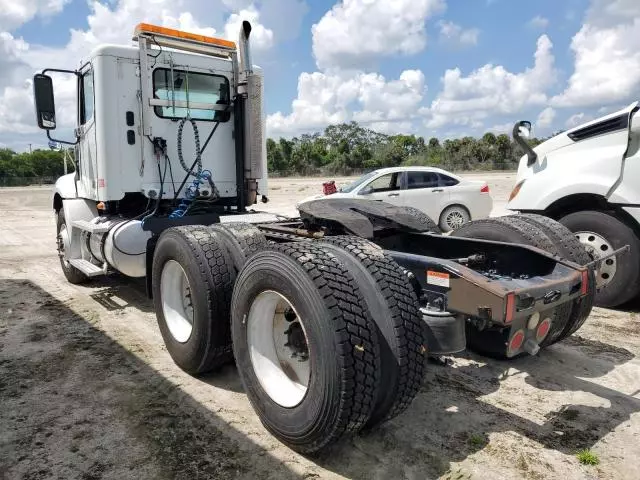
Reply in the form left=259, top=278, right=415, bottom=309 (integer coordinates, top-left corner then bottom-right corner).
left=238, top=21, right=264, bottom=205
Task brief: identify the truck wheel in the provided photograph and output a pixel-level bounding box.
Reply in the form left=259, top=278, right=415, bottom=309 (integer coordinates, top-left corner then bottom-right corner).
left=152, top=226, right=235, bottom=374
left=439, top=205, right=471, bottom=232
left=207, top=222, right=267, bottom=272
left=451, top=217, right=572, bottom=357
left=231, top=242, right=381, bottom=454
left=55, top=210, right=89, bottom=284
left=559, top=210, right=640, bottom=307
left=317, top=236, right=427, bottom=428
left=516, top=214, right=596, bottom=341
left=400, top=206, right=441, bottom=233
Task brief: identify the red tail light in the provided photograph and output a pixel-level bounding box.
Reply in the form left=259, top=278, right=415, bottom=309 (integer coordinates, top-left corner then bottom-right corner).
left=581, top=270, right=589, bottom=295
left=481, top=184, right=490, bottom=193
left=507, top=329, right=525, bottom=356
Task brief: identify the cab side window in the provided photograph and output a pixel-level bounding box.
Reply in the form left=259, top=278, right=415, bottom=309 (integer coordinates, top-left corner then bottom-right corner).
left=80, top=69, right=94, bottom=125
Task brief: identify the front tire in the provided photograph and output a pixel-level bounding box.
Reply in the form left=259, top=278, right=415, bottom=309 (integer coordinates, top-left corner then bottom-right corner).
left=55, top=210, right=88, bottom=284
left=559, top=210, right=640, bottom=307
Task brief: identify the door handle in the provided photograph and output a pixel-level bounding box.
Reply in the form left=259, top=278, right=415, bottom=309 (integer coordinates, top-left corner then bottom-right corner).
left=432, top=189, right=443, bottom=192
left=388, top=193, right=400, bottom=197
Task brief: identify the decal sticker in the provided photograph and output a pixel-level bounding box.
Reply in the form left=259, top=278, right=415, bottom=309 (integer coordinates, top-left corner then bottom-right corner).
left=427, top=270, right=450, bottom=288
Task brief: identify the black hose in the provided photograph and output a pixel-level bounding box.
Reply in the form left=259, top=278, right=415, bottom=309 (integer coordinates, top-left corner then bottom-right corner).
left=174, top=120, right=221, bottom=201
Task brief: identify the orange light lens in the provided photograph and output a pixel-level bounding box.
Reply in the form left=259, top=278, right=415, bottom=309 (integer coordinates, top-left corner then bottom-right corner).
left=134, top=23, right=236, bottom=49
left=508, top=181, right=524, bottom=201
left=505, top=292, right=515, bottom=323
left=581, top=270, right=589, bottom=295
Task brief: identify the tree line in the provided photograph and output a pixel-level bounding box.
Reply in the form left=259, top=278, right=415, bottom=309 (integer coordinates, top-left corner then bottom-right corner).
left=268, top=121, right=545, bottom=176
left=0, top=121, right=545, bottom=185
left=0, top=147, right=74, bottom=186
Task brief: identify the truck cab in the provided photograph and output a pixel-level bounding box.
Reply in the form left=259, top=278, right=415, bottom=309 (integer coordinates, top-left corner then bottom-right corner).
left=33, top=22, right=268, bottom=282
left=506, top=103, right=640, bottom=307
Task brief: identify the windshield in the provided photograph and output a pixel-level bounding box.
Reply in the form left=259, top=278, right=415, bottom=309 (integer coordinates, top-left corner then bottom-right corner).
left=340, top=171, right=378, bottom=193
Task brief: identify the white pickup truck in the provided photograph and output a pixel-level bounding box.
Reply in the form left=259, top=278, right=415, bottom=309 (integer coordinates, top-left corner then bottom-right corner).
left=507, top=102, right=640, bottom=307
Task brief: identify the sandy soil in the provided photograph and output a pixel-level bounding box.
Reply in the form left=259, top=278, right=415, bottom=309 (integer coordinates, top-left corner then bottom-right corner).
left=1, top=175, right=640, bottom=480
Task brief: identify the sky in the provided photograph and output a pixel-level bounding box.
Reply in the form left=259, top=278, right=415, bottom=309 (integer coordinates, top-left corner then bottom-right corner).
left=1, top=0, right=639, bottom=151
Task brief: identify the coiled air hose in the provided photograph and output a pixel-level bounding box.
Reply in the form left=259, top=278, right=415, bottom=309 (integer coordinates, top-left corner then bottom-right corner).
left=170, top=117, right=218, bottom=218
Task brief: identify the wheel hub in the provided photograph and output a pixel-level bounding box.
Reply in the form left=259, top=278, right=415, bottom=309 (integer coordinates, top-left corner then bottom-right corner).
left=284, top=321, right=309, bottom=361
left=57, top=224, right=71, bottom=266
left=246, top=291, right=311, bottom=408
left=575, top=231, right=616, bottom=290
left=160, top=260, right=195, bottom=343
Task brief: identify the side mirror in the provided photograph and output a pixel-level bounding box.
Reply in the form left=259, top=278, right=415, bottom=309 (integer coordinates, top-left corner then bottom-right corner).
left=518, top=121, right=532, bottom=138
left=359, top=186, right=373, bottom=195
left=512, top=120, right=537, bottom=166
left=33, top=74, right=57, bottom=130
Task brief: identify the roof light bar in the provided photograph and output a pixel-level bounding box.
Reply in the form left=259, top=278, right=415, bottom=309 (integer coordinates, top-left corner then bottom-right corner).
left=133, top=23, right=236, bottom=50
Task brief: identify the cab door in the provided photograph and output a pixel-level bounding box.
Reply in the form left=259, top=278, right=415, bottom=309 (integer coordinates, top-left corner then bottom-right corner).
left=75, top=66, right=98, bottom=199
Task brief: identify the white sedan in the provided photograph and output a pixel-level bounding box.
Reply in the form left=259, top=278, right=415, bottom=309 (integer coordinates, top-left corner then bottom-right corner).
left=297, top=166, right=493, bottom=232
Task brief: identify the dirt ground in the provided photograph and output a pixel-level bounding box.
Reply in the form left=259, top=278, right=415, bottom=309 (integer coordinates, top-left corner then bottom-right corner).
left=1, top=173, right=640, bottom=480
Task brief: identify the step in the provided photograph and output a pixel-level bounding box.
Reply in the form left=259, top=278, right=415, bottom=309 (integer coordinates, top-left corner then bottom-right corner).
left=69, top=259, right=105, bottom=277
left=72, top=220, right=111, bottom=234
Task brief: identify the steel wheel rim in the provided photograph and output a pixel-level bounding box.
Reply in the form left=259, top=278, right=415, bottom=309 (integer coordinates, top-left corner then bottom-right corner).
left=57, top=223, right=71, bottom=267
left=247, top=290, right=311, bottom=408
left=160, top=260, right=195, bottom=343
left=446, top=209, right=466, bottom=230
left=575, top=231, right=617, bottom=289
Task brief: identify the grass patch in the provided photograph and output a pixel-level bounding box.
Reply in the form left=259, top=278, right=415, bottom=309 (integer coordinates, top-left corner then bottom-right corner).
left=576, top=449, right=600, bottom=466
left=468, top=433, right=486, bottom=448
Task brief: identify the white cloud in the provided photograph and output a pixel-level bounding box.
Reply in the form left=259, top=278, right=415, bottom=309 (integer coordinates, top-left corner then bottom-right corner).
left=487, top=122, right=513, bottom=135
left=224, top=6, right=274, bottom=51
left=311, top=0, right=446, bottom=70
left=424, top=35, right=556, bottom=128
left=552, top=0, right=640, bottom=108
left=0, top=32, right=31, bottom=89
left=438, top=21, right=480, bottom=47
left=536, top=107, right=556, bottom=128
left=0, top=0, right=282, bottom=141
left=528, top=15, right=549, bottom=29
left=0, top=0, right=71, bottom=31
left=565, top=112, right=593, bottom=128
left=267, top=69, right=426, bottom=136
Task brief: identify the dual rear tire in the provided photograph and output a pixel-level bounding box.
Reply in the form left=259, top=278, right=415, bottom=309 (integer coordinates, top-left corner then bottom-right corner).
left=231, top=238, right=427, bottom=453
left=151, top=225, right=427, bottom=453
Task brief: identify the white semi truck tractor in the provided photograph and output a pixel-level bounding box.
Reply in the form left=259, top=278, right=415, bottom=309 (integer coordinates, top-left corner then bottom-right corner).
left=507, top=105, right=640, bottom=308
left=33, top=21, right=601, bottom=453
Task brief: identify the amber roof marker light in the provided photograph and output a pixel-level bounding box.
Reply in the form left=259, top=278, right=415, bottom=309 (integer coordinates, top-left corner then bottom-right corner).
left=132, top=23, right=237, bottom=50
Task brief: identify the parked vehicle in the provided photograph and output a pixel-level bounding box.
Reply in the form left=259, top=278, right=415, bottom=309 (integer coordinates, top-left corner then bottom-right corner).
left=297, top=166, right=493, bottom=232
left=506, top=104, right=640, bottom=307
left=31, top=21, right=601, bottom=454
